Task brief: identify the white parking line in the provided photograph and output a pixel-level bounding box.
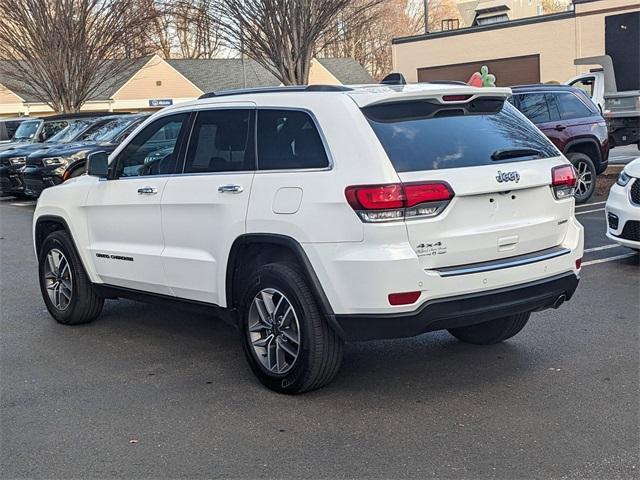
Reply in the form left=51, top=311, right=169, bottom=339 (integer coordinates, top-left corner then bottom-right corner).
left=583, top=253, right=637, bottom=266
left=584, top=244, right=622, bottom=253
left=576, top=201, right=606, bottom=208
left=576, top=208, right=605, bottom=215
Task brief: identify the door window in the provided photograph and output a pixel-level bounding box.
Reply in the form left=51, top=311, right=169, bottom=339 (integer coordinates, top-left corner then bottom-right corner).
left=555, top=92, right=595, bottom=120
left=183, top=109, right=254, bottom=173
left=113, top=113, right=188, bottom=178
left=40, top=121, right=69, bottom=141
left=515, top=94, right=551, bottom=123
left=257, top=110, right=329, bottom=170
left=569, top=77, right=595, bottom=98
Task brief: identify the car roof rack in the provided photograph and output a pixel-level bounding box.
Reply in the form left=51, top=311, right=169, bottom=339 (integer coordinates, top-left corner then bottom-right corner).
left=199, top=84, right=353, bottom=99
left=511, top=83, right=575, bottom=90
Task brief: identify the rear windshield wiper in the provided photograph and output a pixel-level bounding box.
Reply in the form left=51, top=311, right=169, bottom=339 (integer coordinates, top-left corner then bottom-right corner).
left=491, top=148, right=544, bottom=161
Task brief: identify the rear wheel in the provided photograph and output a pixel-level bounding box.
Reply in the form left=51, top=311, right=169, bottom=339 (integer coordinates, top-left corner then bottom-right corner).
left=567, top=152, right=596, bottom=204
left=448, top=312, right=530, bottom=345
left=238, top=263, right=343, bottom=394
left=38, top=230, right=104, bottom=325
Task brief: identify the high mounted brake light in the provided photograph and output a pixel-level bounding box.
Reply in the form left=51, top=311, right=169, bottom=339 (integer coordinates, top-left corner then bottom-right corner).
left=551, top=165, right=577, bottom=200
left=345, top=182, right=454, bottom=223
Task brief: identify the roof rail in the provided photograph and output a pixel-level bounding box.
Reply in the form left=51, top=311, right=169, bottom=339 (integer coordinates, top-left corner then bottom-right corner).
left=198, top=84, right=352, bottom=99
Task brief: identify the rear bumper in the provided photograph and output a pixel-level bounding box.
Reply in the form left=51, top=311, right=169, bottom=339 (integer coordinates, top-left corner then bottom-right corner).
left=333, top=272, right=579, bottom=341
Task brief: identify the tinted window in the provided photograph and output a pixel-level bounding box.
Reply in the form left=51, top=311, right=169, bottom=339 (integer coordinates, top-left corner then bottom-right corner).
left=5, top=121, right=22, bottom=138
left=363, top=100, right=558, bottom=173
left=555, top=92, right=595, bottom=120
left=40, top=121, right=69, bottom=141
left=184, top=110, right=254, bottom=173
left=115, top=113, right=188, bottom=177
left=516, top=93, right=551, bottom=123
left=45, top=120, right=92, bottom=143
left=257, top=110, right=329, bottom=170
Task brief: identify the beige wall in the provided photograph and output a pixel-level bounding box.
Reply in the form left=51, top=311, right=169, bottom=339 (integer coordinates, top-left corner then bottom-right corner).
left=308, top=60, right=341, bottom=85
left=393, top=0, right=640, bottom=84
left=112, top=55, right=203, bottom=101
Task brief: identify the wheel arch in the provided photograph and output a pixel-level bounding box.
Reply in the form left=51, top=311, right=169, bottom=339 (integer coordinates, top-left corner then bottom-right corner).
left=34, top=215, right=73, bottom=259
left=225, top=234, right=344, bottom=338
left=564, top=138, right=602, bottom=167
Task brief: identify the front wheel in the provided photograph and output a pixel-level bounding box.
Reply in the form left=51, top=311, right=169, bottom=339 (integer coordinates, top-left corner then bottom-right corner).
left=567, top=152, right=596, bottom=204
left=239, top=263, right=343, bottom=394
left=448, top=312, right=530, bottom=345
left=38, top=230, right=104, bottom=325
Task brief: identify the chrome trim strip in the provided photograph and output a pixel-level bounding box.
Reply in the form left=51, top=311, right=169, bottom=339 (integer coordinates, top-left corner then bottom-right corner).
left=431, top=246, right=571, bottom=277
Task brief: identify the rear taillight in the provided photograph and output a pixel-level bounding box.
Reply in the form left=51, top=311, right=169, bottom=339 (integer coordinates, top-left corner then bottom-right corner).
left=345, top=182, right=453, bottom=223
left=551, top=165, right=577, bottom=200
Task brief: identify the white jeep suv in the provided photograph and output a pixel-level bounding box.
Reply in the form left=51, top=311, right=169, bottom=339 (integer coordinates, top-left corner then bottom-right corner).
left=33, top=83, right=583, bottom=394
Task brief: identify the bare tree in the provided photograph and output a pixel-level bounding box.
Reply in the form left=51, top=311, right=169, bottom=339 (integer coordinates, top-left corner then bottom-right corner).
left=0, top=0, right=159, bottom=112
left=541, top=0, right=571, bottom=14
left=217, top=0, right=381, bottom=85
left=151, top=0, right=222, bottom=59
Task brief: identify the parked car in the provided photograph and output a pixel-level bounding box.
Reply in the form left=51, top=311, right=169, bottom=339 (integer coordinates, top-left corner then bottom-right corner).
left=606, top=158, right=640, bottom=251
left=0, top=111, right=120, bottom=154
left=0, top=117, right=30, bottom=143
left=510, top=84, right=609, bottom=203
left=566, top=70, right=605, bottom=113
left=0, top=116, right=126, bottom=198
left=33, top=84, right=583, bottom=394
left=21, top=113, right=147, bottom=197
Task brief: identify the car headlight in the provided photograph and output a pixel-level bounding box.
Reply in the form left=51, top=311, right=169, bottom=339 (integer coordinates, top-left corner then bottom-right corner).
left=616, top=171, right=631, bottom=187
left=9, top=157, right=26, bottom=166
left=43, top=157, right=68, bottom=167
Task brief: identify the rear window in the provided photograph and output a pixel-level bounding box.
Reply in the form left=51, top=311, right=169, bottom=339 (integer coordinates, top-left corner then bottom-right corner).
left=362, top=99, right=558, bottom=172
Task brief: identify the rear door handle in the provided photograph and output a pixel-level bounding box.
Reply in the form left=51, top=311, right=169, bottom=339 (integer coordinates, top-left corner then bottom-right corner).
left=218, top=184, right=243, bottom=194
left=554, top=125, right=566, bottom=131
left=137, top=186, right=158, bottom=195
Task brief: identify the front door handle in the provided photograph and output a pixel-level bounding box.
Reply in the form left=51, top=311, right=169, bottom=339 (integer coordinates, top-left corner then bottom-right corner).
left=137, top=186, right=158, bottom=195
left=218, top=184, right=244, bottom=194
left=554, top=124, right=567, bottom=131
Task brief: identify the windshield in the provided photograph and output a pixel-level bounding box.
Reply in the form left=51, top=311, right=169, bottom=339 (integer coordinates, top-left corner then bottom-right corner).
left=362, top=100, right=559, bottom=172
left=45, top=120, right=92, bottom=143
left=84, top=116, right=139, bottom=143
left=12, top=120, right=42, bottom=141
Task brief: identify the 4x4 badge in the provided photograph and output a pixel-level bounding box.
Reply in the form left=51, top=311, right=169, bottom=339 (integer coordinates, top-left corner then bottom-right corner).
left=496, top=170, right=520, bottom=183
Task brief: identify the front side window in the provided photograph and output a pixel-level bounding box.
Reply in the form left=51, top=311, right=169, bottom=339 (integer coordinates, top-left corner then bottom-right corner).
left=183, top=109, right=254, bottom=173
left=114, top=113, right=188, bottom=178
left=257, top=110, right=329, bottom=170
left=569, top=77, right=595, bottom=98
left=555, top=92, right=595, bottom=120
left=40, top=121, right=69, bottom=141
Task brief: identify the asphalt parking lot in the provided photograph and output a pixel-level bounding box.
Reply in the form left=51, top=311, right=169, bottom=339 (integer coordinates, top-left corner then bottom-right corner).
left=1, top=192, right=638, bottom=479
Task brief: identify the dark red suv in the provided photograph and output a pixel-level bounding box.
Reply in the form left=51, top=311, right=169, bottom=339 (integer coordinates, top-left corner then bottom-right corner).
left=510, top=84, right=609, bottom=203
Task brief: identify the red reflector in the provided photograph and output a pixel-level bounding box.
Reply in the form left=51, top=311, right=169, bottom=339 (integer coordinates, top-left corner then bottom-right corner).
left=404, top=183, right=453, bottom=207
left=575, top=258, right=582, bottom=269
left=388, top=291, right=421, bottom=306
left=442, top=94, right=472, bottom=102
left=345, top=182, right=453, bottom=210
left=552, top=165, right=577, bottom=187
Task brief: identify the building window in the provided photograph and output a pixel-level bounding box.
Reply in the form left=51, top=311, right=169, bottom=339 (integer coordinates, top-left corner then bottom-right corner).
left=476, top=14, right=509, bottom=25
left=441, top=18, right=460, bottom=31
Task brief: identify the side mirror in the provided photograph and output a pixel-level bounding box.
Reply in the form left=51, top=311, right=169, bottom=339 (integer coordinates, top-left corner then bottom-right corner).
left=86, top=151, right=109, bottom=178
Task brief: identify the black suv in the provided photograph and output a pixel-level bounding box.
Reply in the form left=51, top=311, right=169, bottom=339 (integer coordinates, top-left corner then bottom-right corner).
left=510, top=84, right=610, bottom=203
left=21, top=114, right=147, bottom=197
left=0, top=115, right=125, bottom=198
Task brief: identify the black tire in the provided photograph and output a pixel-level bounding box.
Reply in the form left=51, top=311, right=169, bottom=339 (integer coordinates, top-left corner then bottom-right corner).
left=567, top=152, right=596, bottom=204
left=67, top=166, right=85, bottom=179
left=447, top=312, right=530, bottom=345
left=238, top=263, right=343, bottom=394
left=38, top=230, right=104, bottom=325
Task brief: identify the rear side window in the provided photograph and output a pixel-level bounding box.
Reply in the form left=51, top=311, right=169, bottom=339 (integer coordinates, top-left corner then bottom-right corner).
left=363, top=100, right=558, bottom=173
left=257, top=110, right=329, bottom=170
left=555, top=92, right=595, bottom=120
left=516, top=93, right=551, bottom=123
left=184, top=109, right=254, bottom=173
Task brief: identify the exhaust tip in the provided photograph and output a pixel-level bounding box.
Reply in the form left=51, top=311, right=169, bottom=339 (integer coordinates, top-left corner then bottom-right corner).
left=553, top=295, right=567, bottom=309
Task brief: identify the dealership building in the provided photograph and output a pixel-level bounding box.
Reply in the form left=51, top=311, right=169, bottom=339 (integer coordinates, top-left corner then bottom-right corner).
left=392, top=0, right=640, bottom=88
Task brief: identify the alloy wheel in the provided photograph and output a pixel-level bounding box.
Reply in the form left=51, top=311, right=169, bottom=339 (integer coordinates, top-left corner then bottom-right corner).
left=575, top=160, right=593, bottom=198
left=248, top=288, right=301, bottom=375
left=44, top=248, right=73, bottom=311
